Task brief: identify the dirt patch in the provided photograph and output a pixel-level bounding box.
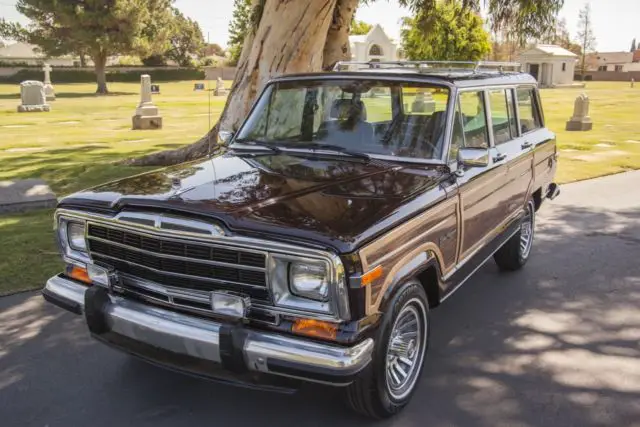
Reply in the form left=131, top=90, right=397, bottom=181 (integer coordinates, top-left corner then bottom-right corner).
left=573, top=150, right=627, bottom=162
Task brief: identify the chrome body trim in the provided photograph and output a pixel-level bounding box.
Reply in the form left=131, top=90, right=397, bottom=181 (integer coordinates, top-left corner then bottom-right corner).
left=44, top=276, right=373, bottom=386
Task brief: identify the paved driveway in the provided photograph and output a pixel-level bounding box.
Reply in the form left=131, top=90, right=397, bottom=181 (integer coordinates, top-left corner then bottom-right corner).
left=1, top=171, right=639, bottom=427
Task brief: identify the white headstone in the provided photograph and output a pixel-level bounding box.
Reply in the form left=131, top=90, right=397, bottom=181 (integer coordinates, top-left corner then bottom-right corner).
left=566, top=93, right=593, bottom=131
left=132, top=74, right=162, bottom=129
left=42, top=64, right=55, bottom=101
left=17, top=81, right=50, bottom=113
left=214, top=77, right=228, bottom=96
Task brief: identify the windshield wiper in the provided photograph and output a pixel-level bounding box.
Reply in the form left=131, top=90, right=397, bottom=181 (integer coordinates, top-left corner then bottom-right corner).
left=285, top=143, right=371, bottom=162
left=231, top=138, right=281, bottom=154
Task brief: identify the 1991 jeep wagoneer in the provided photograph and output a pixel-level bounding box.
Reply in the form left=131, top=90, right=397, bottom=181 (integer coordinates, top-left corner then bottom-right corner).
left=43, top=60, right=559, bottom=418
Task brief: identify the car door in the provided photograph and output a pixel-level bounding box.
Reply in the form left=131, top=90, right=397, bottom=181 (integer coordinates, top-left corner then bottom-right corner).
left=515, top=86, right=556, bottom=197
left=487, top=87, right=534, bottom=220
left=450, top=90, right=508, bottom=263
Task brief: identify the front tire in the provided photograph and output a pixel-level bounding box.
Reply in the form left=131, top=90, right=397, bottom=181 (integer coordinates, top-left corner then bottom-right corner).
left=346, top=282, right=429, bottom=418
left=494, top=199, right=535, bottom=271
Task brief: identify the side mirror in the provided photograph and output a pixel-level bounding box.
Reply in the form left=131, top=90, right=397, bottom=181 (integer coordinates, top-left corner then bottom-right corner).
left=457, top=147, right=489, bottom=169
left=217, top=130, right=234, bottom=145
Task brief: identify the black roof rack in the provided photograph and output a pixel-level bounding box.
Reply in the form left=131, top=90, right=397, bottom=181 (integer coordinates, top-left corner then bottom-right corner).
left=332, top=60, right=522, bottom=73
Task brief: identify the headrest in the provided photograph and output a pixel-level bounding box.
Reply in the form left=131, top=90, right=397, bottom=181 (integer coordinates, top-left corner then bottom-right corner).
left=330, top=99, right=367, bottom=120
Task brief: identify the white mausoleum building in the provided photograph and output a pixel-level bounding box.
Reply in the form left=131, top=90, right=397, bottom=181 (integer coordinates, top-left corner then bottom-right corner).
left=349, top=24, right=399, bottom=63
left=518, top=44, right=578, bottom=87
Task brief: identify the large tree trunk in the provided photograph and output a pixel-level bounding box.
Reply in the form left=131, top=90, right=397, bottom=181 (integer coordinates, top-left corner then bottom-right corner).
left=322, top=0, right=358, bottom=70
left=130, top=0, right=341, bottom=167
left=94, top=52, right=108, bottom=95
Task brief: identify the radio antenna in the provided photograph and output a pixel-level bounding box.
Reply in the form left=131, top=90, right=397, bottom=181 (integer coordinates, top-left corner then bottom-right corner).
left=207, top=31, right=213, bottom=158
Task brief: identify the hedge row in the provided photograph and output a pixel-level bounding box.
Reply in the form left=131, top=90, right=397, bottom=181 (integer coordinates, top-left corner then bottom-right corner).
left=0, top=68, right=205, bottom=84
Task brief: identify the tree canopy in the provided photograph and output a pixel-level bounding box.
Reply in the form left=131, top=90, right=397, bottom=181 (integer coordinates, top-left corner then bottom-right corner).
left=227, top=0, right=254, bottom=65
left=576, top=2, right=596, bottom=78
left=2, top=0, right=174, bottom=94
left=166, top=7, right=205, bottom=67
left=631, top=38, right=637, bottom=53
left=401, top=1, right=491, bottom=61
left=350, top=20, right=373, bottom=36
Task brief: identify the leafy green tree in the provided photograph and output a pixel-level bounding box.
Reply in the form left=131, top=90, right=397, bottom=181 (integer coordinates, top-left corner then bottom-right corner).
left=2, top=0, right=173, bottom=94
left=631, top=38, right=637, bottom=53
left=401, top=1, right=491, bottom=61
left=166, top=7, right=205, bottom=67
left=350, top=20, right=372, bottom=35
left=227, top=0, right=253, bottom=65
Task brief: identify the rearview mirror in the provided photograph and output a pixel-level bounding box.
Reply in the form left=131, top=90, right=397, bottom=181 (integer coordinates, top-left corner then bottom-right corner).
left=218, top=130, right=234, bottom=145
left=457, top=147, right=489, bottom=168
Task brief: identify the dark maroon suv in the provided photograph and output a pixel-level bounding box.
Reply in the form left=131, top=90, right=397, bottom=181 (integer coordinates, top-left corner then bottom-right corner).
left=43, top=61, right=559, bottom=418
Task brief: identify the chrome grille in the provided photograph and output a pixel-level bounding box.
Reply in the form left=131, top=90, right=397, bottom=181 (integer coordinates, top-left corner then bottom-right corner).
left=86, top=223, right=269, bottom=302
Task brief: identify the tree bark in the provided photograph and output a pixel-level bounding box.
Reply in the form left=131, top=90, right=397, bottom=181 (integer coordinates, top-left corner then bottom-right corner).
left=322, top=0, right=358, bottom=70
left=130, top=0, right=339, bottom=167
left=94, top=52, right=108, bottom=95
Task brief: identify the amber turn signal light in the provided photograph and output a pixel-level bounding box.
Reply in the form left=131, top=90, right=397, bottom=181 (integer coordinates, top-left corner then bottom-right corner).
left=360, top=265, right=383, bottom=287
left=68, top=265, right=91, bottom=285
left=292, top=319, right=338, bottom=340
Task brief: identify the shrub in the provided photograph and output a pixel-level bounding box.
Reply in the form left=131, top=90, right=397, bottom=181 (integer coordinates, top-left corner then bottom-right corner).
left=0, top=67, right=205, bottom=83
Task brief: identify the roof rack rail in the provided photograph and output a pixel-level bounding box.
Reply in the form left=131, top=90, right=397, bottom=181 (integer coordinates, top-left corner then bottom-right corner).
left=332, top=60, right=522, bottom=73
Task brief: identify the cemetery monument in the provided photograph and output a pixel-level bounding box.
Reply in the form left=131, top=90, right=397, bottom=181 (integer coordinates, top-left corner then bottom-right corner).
left=214, top=77, right=228, bottom=96
left=132, top=74, right=163, bottom=130
left=17, top=81, right=50, bottom=112
left=43, top=63, right=55, bottom=101
left=565, top=93, right=593, bottom=131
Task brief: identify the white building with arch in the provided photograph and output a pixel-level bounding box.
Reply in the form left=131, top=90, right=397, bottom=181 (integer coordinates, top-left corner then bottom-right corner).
left=349, top=24, right=399, bottom=63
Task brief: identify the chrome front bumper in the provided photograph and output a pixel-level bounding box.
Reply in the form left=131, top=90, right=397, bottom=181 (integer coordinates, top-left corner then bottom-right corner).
left=43, top=275, right=374, bottom=387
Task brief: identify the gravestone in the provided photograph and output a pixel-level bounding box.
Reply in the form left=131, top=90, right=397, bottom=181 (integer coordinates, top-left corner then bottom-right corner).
left=42, top=63, right=55, bottom=101
left=631, top=78, right=635, bottom=88
left=565, top=93, right=593, bottom=131
left=411, top=91, right=436, bottom=114
left=151, top=84, right=160, bottom=94
left=194, top=83, right=205, bottom=91
left=132, top=75, right=162, bottom=130
left=214, top=77, right=228, bottom=96
left=0, top=179, right=57, bottom=213
left=17, top=81, right=50, bottom=112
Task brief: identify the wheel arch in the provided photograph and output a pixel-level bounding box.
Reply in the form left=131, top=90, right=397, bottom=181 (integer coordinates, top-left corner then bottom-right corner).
left=376, top=254, right=444, bottom=314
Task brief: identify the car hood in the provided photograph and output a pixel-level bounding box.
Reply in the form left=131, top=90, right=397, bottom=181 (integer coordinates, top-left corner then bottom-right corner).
left=59, top=152, right=448, bottom=252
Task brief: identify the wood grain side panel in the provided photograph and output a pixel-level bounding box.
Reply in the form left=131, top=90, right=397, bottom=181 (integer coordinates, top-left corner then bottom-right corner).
left=359, top=197, right=459, bottom=315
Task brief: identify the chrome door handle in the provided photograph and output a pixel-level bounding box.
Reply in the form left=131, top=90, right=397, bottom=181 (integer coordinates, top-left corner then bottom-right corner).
left=521, top=141, right=533, bottom=149
left=493, top=153, right=507, bottom=163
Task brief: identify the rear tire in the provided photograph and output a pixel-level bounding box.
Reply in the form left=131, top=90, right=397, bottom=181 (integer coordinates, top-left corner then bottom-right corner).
left=346, top=282, right=429, bottom=419
left=494, top=199, right=535, bottom=271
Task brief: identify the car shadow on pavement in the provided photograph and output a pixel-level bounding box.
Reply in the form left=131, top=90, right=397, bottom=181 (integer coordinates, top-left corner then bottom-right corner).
left=1, top=203, right=639, bottom=427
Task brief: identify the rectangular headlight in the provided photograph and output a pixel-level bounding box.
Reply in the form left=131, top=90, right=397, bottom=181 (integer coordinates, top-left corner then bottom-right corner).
left=57, top=216, right=90, bottom=263
left=67, top=221, right=87, bottom=251
left=289, top=262, right=329, bottom=301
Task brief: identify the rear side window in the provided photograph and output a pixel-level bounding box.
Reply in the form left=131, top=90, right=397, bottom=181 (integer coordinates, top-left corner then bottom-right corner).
left=458, top=91, right=489, bottom=149
left=488, top=90, right=513, bottom=145
left=516, top=88, right=542, bottom=134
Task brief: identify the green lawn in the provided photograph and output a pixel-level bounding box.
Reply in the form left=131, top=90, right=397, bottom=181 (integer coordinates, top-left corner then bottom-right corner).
left=0, top=80, right=639, bottom=295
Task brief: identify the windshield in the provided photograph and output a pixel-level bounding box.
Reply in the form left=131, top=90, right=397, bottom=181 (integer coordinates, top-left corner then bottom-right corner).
left=234, top=79, right=450, bottom=160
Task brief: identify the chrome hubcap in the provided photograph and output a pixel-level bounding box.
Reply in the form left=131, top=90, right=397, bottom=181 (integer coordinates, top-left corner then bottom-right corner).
left=520, top=203, right=534, bottom=259
left=385, top=300, right=426, bottom=400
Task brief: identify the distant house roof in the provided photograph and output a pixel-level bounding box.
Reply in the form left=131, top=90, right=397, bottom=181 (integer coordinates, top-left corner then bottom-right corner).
left=592, top=51, right=634, bottom=64
left=0, top=42, right=42, bottom=59
left=520, top=44, right=578, bottom=58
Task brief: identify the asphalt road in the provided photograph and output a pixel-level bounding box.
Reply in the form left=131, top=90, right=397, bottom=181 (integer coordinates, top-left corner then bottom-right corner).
left=2, top=171, right=639, bottom=427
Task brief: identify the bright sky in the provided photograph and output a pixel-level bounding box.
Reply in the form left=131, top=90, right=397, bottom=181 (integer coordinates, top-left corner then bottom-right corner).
left=1, top=0, right=638, bottom=53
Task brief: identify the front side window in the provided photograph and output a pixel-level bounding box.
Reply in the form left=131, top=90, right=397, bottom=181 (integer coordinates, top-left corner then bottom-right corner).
left=516, top=87, right=542, bottom=134
left=236, top=80, right=451, bottom=160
